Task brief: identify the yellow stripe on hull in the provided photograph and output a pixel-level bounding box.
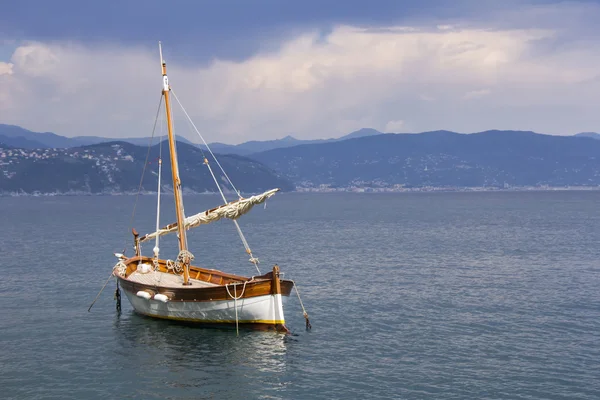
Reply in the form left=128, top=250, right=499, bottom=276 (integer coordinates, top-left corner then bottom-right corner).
left=136, top=311, right=285, bottom=325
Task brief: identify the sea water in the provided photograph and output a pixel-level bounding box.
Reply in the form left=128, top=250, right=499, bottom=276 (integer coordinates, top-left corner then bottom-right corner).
left=0, top=192, right=599, bottom=399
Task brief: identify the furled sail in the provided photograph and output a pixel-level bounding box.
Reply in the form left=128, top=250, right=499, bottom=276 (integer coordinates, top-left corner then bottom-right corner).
left=139, top=188, right=279, bottom=243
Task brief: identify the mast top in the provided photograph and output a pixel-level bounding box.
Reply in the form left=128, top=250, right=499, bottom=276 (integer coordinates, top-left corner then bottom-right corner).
left=159, top=41, right=164, bottom=65
left=159, top=42, right=169, bottom=91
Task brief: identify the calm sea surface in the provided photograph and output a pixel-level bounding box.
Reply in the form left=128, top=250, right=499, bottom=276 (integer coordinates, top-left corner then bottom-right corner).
left=1, top=192, right=599, bottom=399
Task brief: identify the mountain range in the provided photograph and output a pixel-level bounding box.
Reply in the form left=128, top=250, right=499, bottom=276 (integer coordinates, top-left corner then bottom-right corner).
left=252, top=130, right=600, bottom=189
left=3, top=124, right=600, bottom=194
left=0, top=124, right=382, bottom=155
left=0, top=141, right=293, bottom=195
left=575, top=132, right=600, bottom=140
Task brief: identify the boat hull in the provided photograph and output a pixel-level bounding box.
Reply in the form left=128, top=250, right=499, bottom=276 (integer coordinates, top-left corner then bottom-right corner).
left=114, top=258, right=292, bottom=332
left=121, top=283, right=289, bottom=332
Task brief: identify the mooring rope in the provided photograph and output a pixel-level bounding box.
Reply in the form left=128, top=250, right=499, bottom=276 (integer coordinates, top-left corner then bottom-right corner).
left=291, top=280, right=312, bottom=330
left=87, top=272, right=115, bottom=312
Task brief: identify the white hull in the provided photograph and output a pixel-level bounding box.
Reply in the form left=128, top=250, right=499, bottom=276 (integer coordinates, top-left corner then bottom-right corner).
left=123, top=289, right=287, bottom=326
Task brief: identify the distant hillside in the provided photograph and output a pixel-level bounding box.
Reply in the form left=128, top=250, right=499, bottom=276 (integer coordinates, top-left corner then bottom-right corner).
left=337, top=128, right=382, bottom=140
left=0, top=134, right=47, bottom=149
left=575, top=132, right=600, bottom=139
left=0, top=123, right=383, bottom=154
left=198, top=128, right=384, bottom=155
left=71, top=135, right=198, bottom=147
left=0, top=141, right=293, bottom=195
left=6, top=126, right=600, bottom=192
left=0, top=124, right=90, bottom=148
left=251, top=130, right=600, bottom=189
left=0, top=124, right=201, bottom=148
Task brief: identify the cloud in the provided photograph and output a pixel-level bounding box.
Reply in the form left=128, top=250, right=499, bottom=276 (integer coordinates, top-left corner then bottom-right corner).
left=3, top=3, right=600, bottom=141
left=0, top=62, right=13, bottom=75
left=385, top=120, right=405, bottom=132
left=11, top=45, right=58, bottom=76
left=463, top=89, right=491, bottom=99
left=0, top=0, right=539, bottom=64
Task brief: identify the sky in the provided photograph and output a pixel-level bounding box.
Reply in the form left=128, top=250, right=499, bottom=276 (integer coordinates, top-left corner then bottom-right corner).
left=2, top=0, right=600, bottom=144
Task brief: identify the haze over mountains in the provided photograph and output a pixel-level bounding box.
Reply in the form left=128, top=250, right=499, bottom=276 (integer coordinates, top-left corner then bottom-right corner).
left=2, top=123, right=600, bottom=195
left=0, top=124, right=383, bottom=155
left=253, top=130, right=600, bottom=189
left=574, top=132, right=600, bottom=140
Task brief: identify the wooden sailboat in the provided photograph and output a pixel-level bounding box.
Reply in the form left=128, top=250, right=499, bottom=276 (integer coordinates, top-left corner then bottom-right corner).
left=111, top=44, right=294, bottom=332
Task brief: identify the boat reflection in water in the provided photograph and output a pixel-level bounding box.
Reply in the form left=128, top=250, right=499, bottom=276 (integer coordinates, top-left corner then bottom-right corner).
left=112, top=312, right=292, bottom=398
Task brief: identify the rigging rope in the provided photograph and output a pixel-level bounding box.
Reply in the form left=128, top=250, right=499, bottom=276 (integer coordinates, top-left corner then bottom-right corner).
left=204, top=159, right=261, bottom=274
left=123, top=94, right=164, bottom=255
left=171, top=89, right=241, bottom=197
left=171, top=87, right=262, bottom=274
left=153, top=114, right=164, bottom=286
left=166, top=97, right=190, bottom=251
left=154, top=109, right=164, bottom=260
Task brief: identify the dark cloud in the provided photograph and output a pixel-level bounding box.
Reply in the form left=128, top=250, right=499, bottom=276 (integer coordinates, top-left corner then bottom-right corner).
left=1, top=0, right=579, bottom=64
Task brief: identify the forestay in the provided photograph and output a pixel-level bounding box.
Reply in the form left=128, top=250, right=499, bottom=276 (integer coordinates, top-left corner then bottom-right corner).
left=139, top=188, right=279, bottom=243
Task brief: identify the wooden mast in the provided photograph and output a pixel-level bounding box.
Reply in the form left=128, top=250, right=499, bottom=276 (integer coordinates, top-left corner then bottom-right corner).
left=159, top=42, right=191, bottom=285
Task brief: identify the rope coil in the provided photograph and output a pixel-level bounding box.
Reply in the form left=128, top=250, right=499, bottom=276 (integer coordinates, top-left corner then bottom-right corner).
left=166, top=259, right=181, bottom=274
left=176, top=250, right=194, bottom=274
left=113, top=261, right=127, bottom=277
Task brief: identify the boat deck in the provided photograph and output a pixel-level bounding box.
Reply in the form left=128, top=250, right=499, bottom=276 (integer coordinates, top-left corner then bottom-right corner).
left=127, top=270, right=218, bottom=288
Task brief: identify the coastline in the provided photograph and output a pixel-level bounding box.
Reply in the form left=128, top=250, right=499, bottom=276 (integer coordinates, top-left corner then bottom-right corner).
left=2, top=185, right=600, bottom=197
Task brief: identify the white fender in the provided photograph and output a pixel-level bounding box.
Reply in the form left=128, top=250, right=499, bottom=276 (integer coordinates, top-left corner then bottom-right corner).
left=153, top=294, right=169, bottom=303
left=136, top=291, right=152, bottom=300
